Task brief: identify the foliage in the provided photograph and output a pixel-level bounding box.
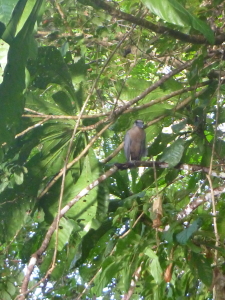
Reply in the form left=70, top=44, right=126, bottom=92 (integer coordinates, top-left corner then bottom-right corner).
left=0, top=0, right=225, bottom=299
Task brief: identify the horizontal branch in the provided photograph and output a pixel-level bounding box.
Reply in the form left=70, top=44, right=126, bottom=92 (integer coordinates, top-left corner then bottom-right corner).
left=91, top=0, right=225, bottom=45
left=19, top=157, right=224, bottom=297
left=115, top=161, right=225, bottom=179
left=103, top=87, right=207, bottom=163
left=37, top=59, right=195, bottom=198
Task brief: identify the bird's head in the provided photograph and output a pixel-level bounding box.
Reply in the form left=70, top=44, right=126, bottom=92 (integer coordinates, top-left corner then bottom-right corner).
left=134, top=120, right=144, bottom=129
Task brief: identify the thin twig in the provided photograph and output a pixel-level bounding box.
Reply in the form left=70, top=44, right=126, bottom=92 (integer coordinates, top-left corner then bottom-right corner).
left=1, top=118, right=50, bottom=147
left=207, top=65, right=221, bottom=299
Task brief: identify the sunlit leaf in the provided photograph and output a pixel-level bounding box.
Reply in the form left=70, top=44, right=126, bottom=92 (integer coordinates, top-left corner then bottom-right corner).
left=141, top=0, right=214, bottom=43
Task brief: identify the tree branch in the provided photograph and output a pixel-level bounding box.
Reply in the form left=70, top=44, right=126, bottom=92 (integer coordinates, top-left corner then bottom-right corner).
left=115, top=161, right=225, bottom=179
left=18, top=165, right=118, bottom=300
left=177, top=185, right=225, bottom=219
left=91, top=0, right=225, bottom=45
left=103, top=87, right=207, bottom=163
left=38, top=59, right=195, bottom=199
left=22, top=80, right=210, bottom=123
left=19, top=158, right=225, bottom=298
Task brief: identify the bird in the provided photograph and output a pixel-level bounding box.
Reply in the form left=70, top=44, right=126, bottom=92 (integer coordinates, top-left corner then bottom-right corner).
left=124, top=120, right=147, bottom=161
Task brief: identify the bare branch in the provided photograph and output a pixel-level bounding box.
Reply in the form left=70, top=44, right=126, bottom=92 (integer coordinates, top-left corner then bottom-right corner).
left=177, top=185, right=225, bottom=220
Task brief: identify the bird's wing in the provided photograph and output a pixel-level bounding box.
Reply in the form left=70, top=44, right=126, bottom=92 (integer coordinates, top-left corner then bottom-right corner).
left=124, top=131, right=131, bottom=161
left=141, top=134, right=147, bottom=157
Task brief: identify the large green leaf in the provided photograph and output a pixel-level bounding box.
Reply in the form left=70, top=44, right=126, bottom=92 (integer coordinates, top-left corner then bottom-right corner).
left=0, top=191, right=35, bottom=241
left=0, top=0, right=18, bottom=24
left=40, top=148, right=101, bottom=228
left=93, top=257, right=123, bottom=296
left=2, top=0, right=28, bottom=43
left=176, top=218, right=202, bottom=244
left=50, top=217, right=76, bottom=251
left=0, top=0, right=43, bottom=145
left=159, top=139, right=185, bottom=167
left=26, top=89, right=76, bottom=117
left=145, top=248, right=163, bottom=284
left=141, top=0, right=214, bottom=43
left=28, top=46, right=73, bottom=89
left=190, top=252, right=213, bottom=286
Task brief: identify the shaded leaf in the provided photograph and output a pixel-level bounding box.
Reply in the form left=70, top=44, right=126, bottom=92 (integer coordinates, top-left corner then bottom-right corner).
left=176, top=218, right=202, bottom=244
left=190, top=252, right=213, bottom=286
left=0, top=0, right=43, bottom=145
left=159, top=139, right=185, bottom=167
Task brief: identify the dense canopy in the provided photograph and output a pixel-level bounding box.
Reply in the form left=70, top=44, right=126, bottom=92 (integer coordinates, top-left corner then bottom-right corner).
left=1, top=0, right=225, bottom=299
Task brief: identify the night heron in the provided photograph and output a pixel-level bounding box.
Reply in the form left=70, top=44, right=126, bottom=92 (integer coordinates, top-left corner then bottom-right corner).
left=124, top=120, right=146, bottom=161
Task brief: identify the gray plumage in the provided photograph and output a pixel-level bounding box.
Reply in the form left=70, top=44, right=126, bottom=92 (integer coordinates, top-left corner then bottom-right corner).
left=124, top=120, right=146, bottom=161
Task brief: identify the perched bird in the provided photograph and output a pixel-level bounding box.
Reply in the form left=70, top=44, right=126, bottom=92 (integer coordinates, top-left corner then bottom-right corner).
left=124, top=120, right=146, bottom=161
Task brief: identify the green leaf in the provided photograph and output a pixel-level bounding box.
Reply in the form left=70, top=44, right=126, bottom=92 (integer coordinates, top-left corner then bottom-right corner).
left=6, top=281, right=16, bottom=295
left=69, top=57, right=88, bottom=83
left=0, top=291, right=11, bottom=300
left=50, top=218, right=76, bottom=251
left=0, top=0, right=19, bottom=24
left=0, top=0, right=43, bottom=145
left=162, top=222, right=180, bottom=243
left=0, top=39, right=9, bottom=84
left=115, top=231, right=141, bottom=256
left=159, top=139, right=185, bottom=167
left=145, top=124, right=162, bottom=143
left=26, top=89, right=76, bottom=117
left=14, top=169, right=24, bottom=185
left=141, top=0, right=214, bottom=43
left=0, top=180, right=9, bottom=193
left=150, top=257, right=163, bottom=284
left=123, top=265, right=133, bottom=293
left=40, top=148, right=100, bottom=227
left=65, top=149, right=100, bottom=223
left=144, top=248, right=158, bottom=259
left=186, top=240, right=202, bottom=253
left=96, top=181, right=109, bottom=222
left=190, top=253, right=213, bottom=286
left=28, top=46, right=73, bottom=89
left=0, top=193, right=35, bottom=240
left=144, top=248, right=163, bottom=284
left=52, top=90, right=74, bottom=115
left=2, top=0, right=28, bottom=43
left=94, top=257, right=122, bottom=296
left=176, top=218, right=202, bottom=244
left=123, top=191, right=146, bottom=209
